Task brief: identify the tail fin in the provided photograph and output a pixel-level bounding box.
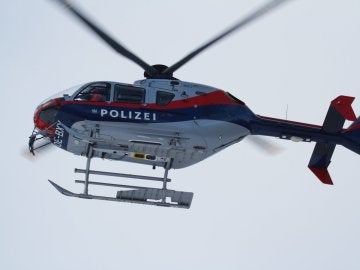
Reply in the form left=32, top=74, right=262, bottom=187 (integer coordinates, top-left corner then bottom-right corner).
left=308, top=96, right=357, bottom=185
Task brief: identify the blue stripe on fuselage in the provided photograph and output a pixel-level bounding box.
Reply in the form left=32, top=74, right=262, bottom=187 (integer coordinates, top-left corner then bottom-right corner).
left=55, top=103, right=257, bottom=128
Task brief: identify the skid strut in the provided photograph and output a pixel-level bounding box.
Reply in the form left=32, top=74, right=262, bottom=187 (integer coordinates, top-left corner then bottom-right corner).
left=48, top=128, right=193, bottom=208
left=83, top=129, right=94, bottom=195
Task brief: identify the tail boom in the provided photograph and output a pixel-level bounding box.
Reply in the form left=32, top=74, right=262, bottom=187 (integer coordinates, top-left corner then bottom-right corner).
left=250, top=95, right=358, bottom=184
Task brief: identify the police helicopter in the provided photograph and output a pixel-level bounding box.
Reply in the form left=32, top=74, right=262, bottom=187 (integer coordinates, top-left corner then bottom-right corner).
left=29, top=0, right=360, bottom=208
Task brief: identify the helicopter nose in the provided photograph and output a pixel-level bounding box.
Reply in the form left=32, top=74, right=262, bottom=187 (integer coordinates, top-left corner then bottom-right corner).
left=33, top=99, right=61, bottom=133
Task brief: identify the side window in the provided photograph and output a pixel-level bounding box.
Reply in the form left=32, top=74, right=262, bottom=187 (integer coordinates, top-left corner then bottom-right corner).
left=74, top=82, right=110, bottom=102
left=114, top=84, right=145, bottom=104
left=156, top=91, right=175, bottom=106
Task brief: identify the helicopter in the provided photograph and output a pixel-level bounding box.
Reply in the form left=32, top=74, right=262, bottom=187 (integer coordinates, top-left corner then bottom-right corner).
left=29, top=0, right=360, bottom=209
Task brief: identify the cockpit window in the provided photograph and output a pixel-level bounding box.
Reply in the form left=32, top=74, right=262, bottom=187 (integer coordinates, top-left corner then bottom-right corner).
left=74, top=82, right=110, bottom=102
left=156, top=91, right=175, bottom=106
left=114, top=84, right=145, bottom=104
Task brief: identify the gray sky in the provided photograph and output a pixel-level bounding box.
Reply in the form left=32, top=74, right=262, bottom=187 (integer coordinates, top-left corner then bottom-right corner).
left=1, top=0, right=360, bottom=269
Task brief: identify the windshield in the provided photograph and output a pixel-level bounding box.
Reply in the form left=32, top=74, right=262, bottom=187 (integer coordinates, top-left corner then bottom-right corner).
left=39, top=84, right=83, bottom=105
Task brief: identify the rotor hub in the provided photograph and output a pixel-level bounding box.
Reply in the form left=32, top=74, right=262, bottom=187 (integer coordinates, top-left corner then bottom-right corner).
left=144, top=64, right=175, bottom=79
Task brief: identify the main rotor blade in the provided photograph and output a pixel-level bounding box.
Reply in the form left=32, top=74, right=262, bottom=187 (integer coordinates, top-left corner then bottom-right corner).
left=53, top=0, right=158, bottom=77
left=162, top=0, right=292, bottom=76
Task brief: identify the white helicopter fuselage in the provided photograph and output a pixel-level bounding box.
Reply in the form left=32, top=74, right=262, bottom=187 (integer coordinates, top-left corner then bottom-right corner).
left=35, top=79, right=253, bottom=169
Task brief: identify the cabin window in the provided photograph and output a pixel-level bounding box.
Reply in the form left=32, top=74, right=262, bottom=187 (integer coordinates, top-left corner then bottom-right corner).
left=156, top=91, right=175, bottom=106
left=114, top=84, right=145, bottom=104
left=74, top=82, right=110, bottom=102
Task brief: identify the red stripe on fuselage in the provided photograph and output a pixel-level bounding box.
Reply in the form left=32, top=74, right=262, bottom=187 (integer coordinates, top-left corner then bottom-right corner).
left=258, top=115, right=322, bottom=129
left=60, top=90, right=240, bottom=110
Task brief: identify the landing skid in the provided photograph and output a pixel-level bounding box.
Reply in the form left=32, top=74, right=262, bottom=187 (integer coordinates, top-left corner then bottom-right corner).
left=48, top=158, right=193, bottom=209
left=48, top=180, right=192, bottom=208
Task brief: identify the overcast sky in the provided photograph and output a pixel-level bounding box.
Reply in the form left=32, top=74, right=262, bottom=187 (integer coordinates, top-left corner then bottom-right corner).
left=1, top=0, right=360, bottom=269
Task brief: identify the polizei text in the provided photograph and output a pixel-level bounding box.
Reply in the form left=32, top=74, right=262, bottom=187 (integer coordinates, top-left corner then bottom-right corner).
left=99, top=109, right=157, bottom=121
